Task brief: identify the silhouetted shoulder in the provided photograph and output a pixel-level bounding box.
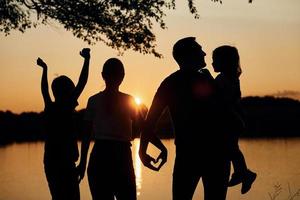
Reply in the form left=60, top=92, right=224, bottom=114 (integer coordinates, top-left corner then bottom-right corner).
left=153, top=70, right=181, bottom=103
left=163, top=70, right=182, bottom=82
left=119, top=92, right=136, bottom=110
left=119, top=92, right=134, bottom=100
left=87, top=92, right=104, bottom=102
left=157, top=70, right=181, bottom=90
left=84, top=92, right=105, bottom=121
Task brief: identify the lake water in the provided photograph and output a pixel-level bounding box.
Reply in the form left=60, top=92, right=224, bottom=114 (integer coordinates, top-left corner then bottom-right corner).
left=0, top=138, right=300, bottom=200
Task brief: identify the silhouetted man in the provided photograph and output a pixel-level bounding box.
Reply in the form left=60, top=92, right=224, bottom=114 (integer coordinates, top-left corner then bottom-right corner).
left=139, top=37, right=231, bottom=200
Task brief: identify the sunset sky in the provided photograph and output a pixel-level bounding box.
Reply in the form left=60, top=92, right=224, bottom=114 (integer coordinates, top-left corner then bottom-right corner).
left=1, top=0, right=300, bottom=113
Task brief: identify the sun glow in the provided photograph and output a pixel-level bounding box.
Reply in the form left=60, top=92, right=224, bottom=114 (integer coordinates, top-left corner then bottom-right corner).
left=135, top=97, right=142, bottom=105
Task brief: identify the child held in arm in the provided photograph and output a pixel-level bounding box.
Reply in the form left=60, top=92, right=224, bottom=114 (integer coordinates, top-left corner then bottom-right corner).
left=36, top=48, right=90, bottom=200
left=212, top=45, right=256, bottom=194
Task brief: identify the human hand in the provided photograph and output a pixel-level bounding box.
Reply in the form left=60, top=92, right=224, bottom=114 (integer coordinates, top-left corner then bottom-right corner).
left=155, top=148, right=168, bottom=171
left=36, top=57, right=47, bottom=69
left=76, top=161, right=86, bottom=183
left=139, top=150, right=160, bottom=171
left=80, top=48, right=90, bottom=59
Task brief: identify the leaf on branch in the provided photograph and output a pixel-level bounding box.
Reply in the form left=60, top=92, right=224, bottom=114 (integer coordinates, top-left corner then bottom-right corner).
left=0, top=0, right=252, bottom=57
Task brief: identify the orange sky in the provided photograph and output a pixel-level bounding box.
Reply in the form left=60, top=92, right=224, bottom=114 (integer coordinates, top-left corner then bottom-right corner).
left=0, top=0, right=300, bottom=113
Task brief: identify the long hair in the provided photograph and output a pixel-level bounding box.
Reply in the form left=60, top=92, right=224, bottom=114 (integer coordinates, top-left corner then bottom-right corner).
left=51, top=75, right=75, bottom=100
left=213, top=45, right=242, bottom=77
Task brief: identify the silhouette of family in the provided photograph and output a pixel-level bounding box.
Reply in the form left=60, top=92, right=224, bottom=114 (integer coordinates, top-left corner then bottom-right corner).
left=37, top=37, right=256, bottom=200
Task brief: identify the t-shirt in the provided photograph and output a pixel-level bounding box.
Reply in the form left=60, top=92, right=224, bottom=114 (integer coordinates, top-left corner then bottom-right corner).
left=84, top=91, right=139, bottom=141
left=43, top=99, right=79, bottom=164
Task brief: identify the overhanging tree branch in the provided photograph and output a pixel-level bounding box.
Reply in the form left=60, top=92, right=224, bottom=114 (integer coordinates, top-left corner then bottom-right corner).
left=0, top=0, right=252, bottom=57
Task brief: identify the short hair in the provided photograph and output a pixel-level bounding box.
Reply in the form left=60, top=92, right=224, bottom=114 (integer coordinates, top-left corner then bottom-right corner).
left=102, top=58, right=125, bottom=83
left=172, top=37, right=199, bottom=66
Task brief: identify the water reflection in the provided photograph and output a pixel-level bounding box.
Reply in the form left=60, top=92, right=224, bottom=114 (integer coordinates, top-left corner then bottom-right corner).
left=133, top=139, right=142, bottom=196
left=0, top=139, right=300, bottom=200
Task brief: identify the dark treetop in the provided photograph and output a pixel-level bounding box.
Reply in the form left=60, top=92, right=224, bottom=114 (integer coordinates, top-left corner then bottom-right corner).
left=0, top=0, right=252, bottom=57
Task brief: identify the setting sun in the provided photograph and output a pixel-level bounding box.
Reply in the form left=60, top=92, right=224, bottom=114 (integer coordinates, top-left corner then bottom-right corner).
left=135, top=97, right=142, bottom=105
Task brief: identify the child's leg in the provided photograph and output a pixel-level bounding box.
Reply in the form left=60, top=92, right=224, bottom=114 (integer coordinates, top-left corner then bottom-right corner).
left=62, top=163, right=80, bottom=200
left=44, top=162, right=80, bottom=200
left=229, top=140, right=257, bottom=194
left=228, top=138, right=248, bottom=186
left=231, top=144, right=247, bottom=175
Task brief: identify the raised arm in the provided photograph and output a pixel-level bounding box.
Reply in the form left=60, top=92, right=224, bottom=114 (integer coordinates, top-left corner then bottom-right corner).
left=36, top=58, right=52, bottom=107
left=77, top=120, right=93, bottom=182
left=72, top=48, right=90, bottom=100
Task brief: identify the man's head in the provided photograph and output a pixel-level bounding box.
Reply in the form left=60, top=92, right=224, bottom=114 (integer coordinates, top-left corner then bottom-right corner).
left=173, top=37, right=206, bottom=71
left=102, top=58, right=125, bottom=88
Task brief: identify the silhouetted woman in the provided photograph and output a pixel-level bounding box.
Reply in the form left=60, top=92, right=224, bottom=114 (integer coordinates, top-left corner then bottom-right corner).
left=36, top=48, right=90, bottom=200
left=212, top=45, right=256, bottom=194
left=85, top=58, right=138, bottom=200
left=78, top=58, right=166, bottom=200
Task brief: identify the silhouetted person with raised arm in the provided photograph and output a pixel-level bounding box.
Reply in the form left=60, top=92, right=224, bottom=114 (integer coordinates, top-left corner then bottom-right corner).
left=36, top=48, right=90, bottom=200
left=139, top=37, right=231, bottom=200
left=212, top=45, right=256, bottom=194
left=77, top=58, right=166, bottom=200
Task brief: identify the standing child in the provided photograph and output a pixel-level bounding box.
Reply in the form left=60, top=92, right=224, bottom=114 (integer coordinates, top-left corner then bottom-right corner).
left=212, top=45, right=256, bottom=194
left=36, top=48, right=90, bottom=200
left=77, top=58, right=167, bottom=200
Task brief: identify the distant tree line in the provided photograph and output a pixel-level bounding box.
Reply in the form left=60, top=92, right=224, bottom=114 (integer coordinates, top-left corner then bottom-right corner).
left=0, top=109, right=86, bottom=145
left=241, top=96, right=300, bottom=137
left=0, top=96, right=300, bottom=146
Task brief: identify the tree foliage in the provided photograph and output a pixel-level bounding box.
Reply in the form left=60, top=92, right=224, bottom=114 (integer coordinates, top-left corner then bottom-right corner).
left=0, top=0, right=251, bottom=57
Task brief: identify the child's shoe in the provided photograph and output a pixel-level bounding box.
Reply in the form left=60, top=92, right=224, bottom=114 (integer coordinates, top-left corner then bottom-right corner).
left=228, top=172, right=243, bottom=187
left=241, top=170, right=257, bottom=194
